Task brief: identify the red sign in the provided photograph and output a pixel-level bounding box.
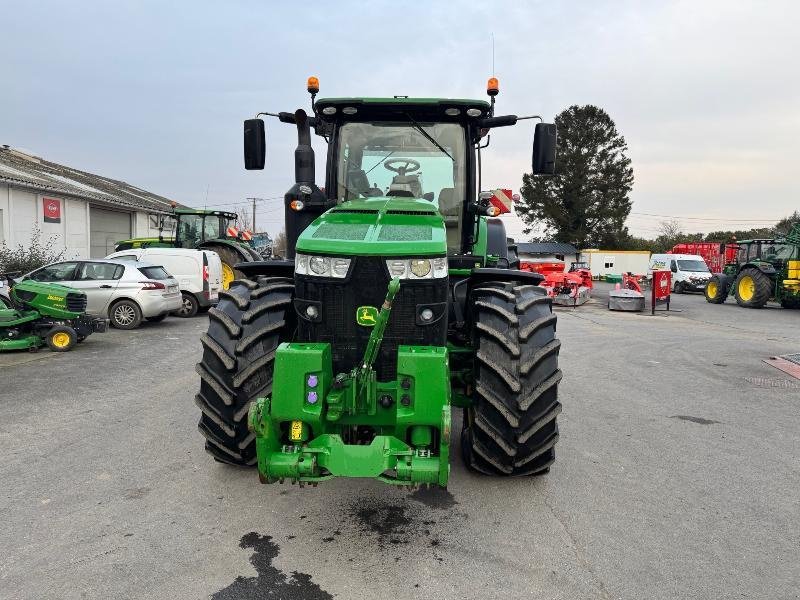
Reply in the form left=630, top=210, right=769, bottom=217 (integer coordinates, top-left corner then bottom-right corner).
left=43, top=197, right=61, bottom=223
left=651, top=270, right=671, bottom=314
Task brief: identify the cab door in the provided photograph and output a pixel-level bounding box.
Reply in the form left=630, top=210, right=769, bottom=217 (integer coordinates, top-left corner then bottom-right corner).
left=68, top=262, right=124, bottom=315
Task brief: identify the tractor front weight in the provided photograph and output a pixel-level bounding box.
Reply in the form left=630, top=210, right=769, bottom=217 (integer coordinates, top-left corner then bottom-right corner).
left=248, top=343, right=451, bottom=486
left=247, top=278, right=451, bottom=487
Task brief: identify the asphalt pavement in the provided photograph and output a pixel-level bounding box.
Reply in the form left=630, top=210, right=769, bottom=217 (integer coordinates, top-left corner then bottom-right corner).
left=1, top=286, right=798, bottom=599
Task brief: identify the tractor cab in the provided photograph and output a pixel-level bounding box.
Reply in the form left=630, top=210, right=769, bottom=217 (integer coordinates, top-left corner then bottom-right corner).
left=172, top=209, right=239, bottom=248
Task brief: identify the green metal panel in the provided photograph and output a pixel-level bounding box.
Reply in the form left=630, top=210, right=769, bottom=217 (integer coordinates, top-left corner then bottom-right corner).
left=296, top=197, right=447, bottom=256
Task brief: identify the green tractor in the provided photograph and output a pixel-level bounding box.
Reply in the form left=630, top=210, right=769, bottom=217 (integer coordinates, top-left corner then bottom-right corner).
left=114, top=208, right=263, bottom=289
left=196, top=78, right=562, bottom=488
left=704, top=223, right=800, bottom=308
left=0, top=273, right=107, bottom=351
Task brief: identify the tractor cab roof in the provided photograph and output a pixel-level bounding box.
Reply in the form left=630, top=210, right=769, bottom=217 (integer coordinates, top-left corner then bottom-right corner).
left=173, top=208, right=237, bottom=220
left=314, top=97, right=491, bottom=123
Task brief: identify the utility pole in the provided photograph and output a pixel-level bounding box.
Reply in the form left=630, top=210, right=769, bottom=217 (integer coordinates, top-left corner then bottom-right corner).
left=246, top=197, right=266, bottom=232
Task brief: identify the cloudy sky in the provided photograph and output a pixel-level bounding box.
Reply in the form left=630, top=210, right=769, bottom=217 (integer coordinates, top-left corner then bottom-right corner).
left=2, top=1, right=798, bottom=239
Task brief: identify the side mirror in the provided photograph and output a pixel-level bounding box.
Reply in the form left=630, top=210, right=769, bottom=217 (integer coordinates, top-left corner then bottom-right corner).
left=244, top=119, right=266, bottom=170
left=532, top=123, right=557, bottom=175
left=670, top=264, right=678, bottom=273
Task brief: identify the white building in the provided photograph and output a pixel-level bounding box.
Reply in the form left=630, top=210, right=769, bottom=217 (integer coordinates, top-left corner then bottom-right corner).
left=579, top=249, right=651, bottom=278
left=0, top=145, right=178, bottom=260
left=517, top=242, right=579, bottom=271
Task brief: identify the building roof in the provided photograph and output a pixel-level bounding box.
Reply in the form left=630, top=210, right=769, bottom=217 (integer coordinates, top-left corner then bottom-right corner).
left=0, top=145, right=180, bottom=213
left=517, top=242, right=578, bottom=255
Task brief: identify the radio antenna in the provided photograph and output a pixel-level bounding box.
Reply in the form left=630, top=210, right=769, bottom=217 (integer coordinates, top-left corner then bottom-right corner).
left=491, top=32, right=495, bottom=76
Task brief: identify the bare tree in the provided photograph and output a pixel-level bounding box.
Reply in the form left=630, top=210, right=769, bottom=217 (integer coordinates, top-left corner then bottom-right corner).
left=272, top=229, right=287, bottom=257
left=235, top=206, right=252, bottom=231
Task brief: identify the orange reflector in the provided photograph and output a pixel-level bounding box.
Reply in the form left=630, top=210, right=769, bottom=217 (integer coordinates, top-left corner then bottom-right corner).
left=486, top=206, right=501, bottom=217
left=226, top=226, right=239, bottom=238
left=307, top=76, right=319, bottom=94
left=290, top=200, right=305, bottom=211
left=487, top=77, right=499, bottom=96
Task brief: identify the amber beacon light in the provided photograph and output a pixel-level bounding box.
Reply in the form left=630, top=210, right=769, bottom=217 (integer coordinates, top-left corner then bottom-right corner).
left=487, top=77, right=499, bottom=96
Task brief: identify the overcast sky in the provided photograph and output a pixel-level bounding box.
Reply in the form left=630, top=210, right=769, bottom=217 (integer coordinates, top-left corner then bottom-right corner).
left=2, top=1, right=798, bottom=240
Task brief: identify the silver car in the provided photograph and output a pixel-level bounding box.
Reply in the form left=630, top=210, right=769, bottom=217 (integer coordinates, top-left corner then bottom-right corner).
left=24, top=259, right=182, bottom=329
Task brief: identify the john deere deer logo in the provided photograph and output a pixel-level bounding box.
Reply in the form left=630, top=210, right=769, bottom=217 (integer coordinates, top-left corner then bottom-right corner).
left=356, top=306, right=379, bottom=326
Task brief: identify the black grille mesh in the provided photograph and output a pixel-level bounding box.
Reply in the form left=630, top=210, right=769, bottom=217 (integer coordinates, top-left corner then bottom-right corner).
left=296, top=257, right=447, bottom=380
left=66, top=292, right=87, bottom=313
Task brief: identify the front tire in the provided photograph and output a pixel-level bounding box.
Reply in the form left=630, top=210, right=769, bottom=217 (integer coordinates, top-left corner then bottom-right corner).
left=46, top=325, right=77, bottom=352
left=704, top=275, right=729, bottom=304
left=462, top=283, right=562, bottom=476
left=109, top=299, right=142, bottom=329
left=733, top=268, right=771, bottom=308
left=195, top=277, right=294, bottom=466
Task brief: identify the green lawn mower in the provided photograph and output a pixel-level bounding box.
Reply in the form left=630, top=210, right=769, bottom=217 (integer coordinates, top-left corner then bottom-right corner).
left=0, top=273, right=107, bottom=352
left=196, top=77, right=562, bottom=488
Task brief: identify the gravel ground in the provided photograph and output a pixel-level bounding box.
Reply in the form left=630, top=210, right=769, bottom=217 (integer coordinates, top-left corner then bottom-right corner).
left=1, top=285, right=798, bottom=599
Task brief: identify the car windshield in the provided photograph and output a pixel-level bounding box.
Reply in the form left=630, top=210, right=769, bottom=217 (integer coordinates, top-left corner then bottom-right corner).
left=677, top=260, right=709, bottom=272
left=138, top=266, right=171, bottom=280
left=337, top=121, right=467, bottom=251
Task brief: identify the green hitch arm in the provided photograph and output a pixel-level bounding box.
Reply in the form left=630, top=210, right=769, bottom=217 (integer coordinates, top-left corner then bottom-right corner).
left=360, top=277, right=400, bottom=373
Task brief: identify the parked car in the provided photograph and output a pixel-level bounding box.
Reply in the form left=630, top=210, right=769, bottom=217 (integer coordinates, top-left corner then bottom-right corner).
left=23, top=260, right=182, bottom=329
left=649, top=253, right=713, bottom=293
left=105, top=248, right=222, bottom=317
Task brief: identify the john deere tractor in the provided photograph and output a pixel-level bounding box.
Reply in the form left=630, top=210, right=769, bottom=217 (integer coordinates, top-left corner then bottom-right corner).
left=114, top=208, right=263, bottom=288
left=0, top=274, right=106, bottom=352
left=196, top=78, right=562, bottom=487
left=705, top=222, right=800, bottom=308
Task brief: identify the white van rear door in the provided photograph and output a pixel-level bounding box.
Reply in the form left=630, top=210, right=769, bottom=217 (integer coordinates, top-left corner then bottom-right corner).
left=204, top=251, right=222, bottom=301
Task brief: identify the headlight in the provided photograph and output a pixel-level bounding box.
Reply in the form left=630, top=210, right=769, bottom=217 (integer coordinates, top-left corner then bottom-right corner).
left=410, top=259, right=431, bottom=278
left=295, top=254, right=350, bottom=278
left=385, top=257, right=448, bottom=279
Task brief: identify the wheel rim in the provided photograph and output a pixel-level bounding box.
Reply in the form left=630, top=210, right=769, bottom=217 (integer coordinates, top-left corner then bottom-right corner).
left=179, top=296, right=192, bottom=316
left=221, top=263, right=235, bottom=290
left=51, top=332, right=71, bottom=348
left=115, top=304, right=136, bottom=325
left=707, top=281, right=718, bottom=298
left=738, top=275, right=755, bottom=301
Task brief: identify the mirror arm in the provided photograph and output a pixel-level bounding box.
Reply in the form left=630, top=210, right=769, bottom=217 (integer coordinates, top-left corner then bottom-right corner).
left=516, top=115, right=543, bottom=122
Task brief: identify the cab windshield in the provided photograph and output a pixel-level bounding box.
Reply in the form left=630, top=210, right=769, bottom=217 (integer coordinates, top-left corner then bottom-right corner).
left=676, top=260, right=709, bottom=272
left=178, top=215, right=224, bottom=245
left=336, top=121, right=467, bottom=251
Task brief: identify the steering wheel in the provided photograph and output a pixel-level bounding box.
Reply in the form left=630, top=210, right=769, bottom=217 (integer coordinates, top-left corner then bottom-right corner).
left=384, top=158, right=421, bottom=175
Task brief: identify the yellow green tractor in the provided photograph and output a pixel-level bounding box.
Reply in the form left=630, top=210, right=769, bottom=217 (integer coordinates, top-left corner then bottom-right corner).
left=114, top=208, right=263, bottom=289
left=195, top=77, right=563, bottom=488
left=704, top=223, right=800, bottom=308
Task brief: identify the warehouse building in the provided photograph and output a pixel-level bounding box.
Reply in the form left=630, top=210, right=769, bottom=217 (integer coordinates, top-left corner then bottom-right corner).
left=0, top=145, right=178, bottom=259
left=517, top=242, right=579, bottom=270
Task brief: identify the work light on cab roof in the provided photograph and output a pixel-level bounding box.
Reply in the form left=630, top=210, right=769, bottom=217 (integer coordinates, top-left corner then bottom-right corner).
left=197, top=76, right=563, bottom=490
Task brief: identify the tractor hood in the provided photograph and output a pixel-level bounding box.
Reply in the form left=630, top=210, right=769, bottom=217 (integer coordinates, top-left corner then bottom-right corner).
left=296, top=197, right=447, bottom=256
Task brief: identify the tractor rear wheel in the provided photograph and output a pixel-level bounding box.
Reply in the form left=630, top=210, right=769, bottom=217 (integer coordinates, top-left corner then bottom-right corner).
left=733, top=268, right=771, bottom=308
left=206, top=245, right=248, bottom=291
left=462, top=282, right=562, bottom=476
left=704, top=275, right=730, bottom=304
left=195, top=277, right=294, bottom=466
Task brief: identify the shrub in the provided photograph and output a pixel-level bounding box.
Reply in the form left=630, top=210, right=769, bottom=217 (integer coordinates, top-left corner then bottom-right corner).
left=0, top=227, right=66, bottom=275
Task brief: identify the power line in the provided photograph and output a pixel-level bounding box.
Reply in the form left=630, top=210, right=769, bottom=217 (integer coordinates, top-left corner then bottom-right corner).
left=630, top=211, right=778, bottom=223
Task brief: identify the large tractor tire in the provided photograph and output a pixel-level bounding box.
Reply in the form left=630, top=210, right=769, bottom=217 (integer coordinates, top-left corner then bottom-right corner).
left=733, top=267, right=772, bottom=308
left=462, top=282, right=562, bottom=476
left=704, top=274, right=730, bottom=304
left=195, top=277, right=294, bottom=466
left=206, top=244, right=250, bottom=291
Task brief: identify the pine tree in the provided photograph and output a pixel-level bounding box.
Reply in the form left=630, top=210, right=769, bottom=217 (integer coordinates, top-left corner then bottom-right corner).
left=518, top=105, right=634, bottom=248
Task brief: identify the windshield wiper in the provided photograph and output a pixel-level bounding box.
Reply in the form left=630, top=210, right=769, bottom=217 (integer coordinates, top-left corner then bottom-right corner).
left=405, top=113, right=454, bottom=161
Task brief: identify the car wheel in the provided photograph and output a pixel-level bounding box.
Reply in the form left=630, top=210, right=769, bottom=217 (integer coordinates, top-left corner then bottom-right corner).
left=674, top=281, right=684, bottom=294
left=174, top=292, right=199, bottom=318
left=110, top=299, right=142, bottom=329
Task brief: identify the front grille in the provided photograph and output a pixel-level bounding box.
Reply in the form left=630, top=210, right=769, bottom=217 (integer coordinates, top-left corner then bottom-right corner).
left=66, top=292, right=87, bottom=313
left=295, top=257, right=448, bottom=380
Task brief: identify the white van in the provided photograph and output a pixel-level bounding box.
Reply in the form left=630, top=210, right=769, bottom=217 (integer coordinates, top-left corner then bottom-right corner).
left=105, top=248, right=222, bottom=316
left=649, top=253, right=712, bottom=293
